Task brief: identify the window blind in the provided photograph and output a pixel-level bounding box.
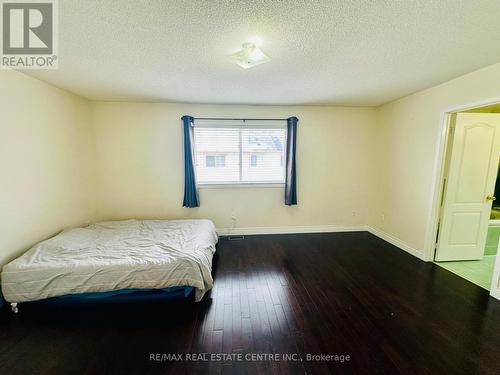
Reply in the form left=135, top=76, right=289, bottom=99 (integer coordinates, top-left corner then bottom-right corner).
left=193, top=120, right=287, bottom=184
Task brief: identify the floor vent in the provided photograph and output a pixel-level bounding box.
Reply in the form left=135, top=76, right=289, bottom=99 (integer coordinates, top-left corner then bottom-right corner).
left=226, top=235, right=245, bottom=241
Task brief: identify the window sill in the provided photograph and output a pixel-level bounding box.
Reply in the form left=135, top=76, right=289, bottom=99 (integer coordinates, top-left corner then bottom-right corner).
left=198, top=183, right=285, bottom=189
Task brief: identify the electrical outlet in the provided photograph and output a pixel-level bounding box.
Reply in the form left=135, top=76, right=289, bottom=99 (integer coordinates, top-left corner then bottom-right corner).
left=380, top=214, right=385, bottom=222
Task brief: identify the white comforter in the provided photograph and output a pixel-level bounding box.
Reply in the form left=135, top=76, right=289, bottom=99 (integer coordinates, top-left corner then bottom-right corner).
left=1, top=219, right=218, bottom=303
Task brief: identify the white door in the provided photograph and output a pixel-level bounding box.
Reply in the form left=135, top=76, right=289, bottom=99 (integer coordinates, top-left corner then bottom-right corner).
left=435, top=113, right=500, bottom=261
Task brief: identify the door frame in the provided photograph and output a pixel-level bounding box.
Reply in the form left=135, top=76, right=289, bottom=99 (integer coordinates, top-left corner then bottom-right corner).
left=492, top=238, right=500, bottom=299
left=424, top=95, right=500, bottom=262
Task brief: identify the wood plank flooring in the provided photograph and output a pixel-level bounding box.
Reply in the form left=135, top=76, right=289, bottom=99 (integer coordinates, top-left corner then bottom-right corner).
left=1, top=232, right=500, bottom=374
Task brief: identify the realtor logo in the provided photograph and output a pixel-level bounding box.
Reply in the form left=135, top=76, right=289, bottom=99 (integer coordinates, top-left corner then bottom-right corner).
left=1, top=0, right=58, bottom=69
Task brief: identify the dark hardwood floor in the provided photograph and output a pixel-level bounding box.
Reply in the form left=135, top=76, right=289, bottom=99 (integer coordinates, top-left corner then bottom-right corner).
left=1, top=232, right=500, bottom=375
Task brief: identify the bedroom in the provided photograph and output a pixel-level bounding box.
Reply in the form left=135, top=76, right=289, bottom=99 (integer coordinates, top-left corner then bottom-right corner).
left=1, top=1, right=500, bottom=374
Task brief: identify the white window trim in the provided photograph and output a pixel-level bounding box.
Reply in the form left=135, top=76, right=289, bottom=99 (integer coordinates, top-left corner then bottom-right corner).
left=198, top=182, right=285, bottom=189
left=193, top=119, right=288, bottom=186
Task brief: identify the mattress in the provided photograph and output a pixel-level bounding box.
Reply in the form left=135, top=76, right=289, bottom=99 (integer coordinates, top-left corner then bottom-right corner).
left=1, top=219, right=218, bottom=303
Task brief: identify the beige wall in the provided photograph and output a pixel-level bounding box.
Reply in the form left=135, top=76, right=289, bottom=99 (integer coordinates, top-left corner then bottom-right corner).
left=371, top=62, right=500, bottom=259
left=0, top=71, right=96, bottom=266
left=92, top=102, right=376, bottom=231
left=3, top=62, right=500, bottom=268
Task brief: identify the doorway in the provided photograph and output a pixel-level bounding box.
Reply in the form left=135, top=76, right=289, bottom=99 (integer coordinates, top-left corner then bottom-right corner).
left=434, top=104, right=500, bottom=291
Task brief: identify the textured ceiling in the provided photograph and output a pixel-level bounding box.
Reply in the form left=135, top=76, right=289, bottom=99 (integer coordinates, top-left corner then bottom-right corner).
left=23, top=0, right=500, bottom=106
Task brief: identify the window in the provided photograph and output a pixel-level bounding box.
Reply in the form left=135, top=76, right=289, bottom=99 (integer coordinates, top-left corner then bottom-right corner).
left=193, top=120, right=286, bottom=184
left=206, top=155, right=225, bottom=167
left=250, top=154, right=258, bottom=167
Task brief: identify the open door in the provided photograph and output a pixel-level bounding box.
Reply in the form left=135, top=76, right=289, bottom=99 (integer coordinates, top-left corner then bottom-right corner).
left=435, top=113, right=500, bottom=261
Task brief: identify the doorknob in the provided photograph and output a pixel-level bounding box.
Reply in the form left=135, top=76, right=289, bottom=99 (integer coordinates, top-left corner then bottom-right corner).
left=486, top=195, right=496, bottom=201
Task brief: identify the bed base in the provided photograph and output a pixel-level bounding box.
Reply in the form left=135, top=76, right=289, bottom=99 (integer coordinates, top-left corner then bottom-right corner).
left=8, top=286, right=194, bottom=314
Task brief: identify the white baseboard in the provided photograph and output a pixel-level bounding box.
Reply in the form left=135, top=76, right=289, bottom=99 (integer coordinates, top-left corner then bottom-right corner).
left=216, top=224, right=427, bottom=262
left=491, top=288, right=500, bottom=300
left=367, top=226, right=426, bottom=261
left=216, top=225, right=368, bottom=236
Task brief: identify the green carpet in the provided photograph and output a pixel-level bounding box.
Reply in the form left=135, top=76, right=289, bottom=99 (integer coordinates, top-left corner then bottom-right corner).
left=436, top=256, right=496, bottom=290
left=485, top=225, right=500, bottom=255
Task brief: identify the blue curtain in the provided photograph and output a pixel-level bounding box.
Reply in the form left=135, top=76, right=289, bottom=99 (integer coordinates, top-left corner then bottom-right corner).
left=182, top=115, right=199, bottom=207
left=285, top=116, right=298, bottom=205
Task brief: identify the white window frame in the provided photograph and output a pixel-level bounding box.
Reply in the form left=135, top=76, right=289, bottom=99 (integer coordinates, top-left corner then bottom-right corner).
left=193, top=119, right=287, bottom=188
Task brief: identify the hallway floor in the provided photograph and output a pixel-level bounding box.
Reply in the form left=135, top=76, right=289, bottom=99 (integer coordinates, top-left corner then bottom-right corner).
left=436, top=255, right=496, bottom=290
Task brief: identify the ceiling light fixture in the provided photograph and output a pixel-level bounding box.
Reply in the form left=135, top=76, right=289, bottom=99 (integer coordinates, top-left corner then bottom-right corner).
left=231, top=42, right=271, bottom=69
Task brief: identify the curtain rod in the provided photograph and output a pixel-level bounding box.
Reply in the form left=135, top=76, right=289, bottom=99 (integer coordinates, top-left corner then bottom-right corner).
left=193, top=117, right=288, bottom=121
